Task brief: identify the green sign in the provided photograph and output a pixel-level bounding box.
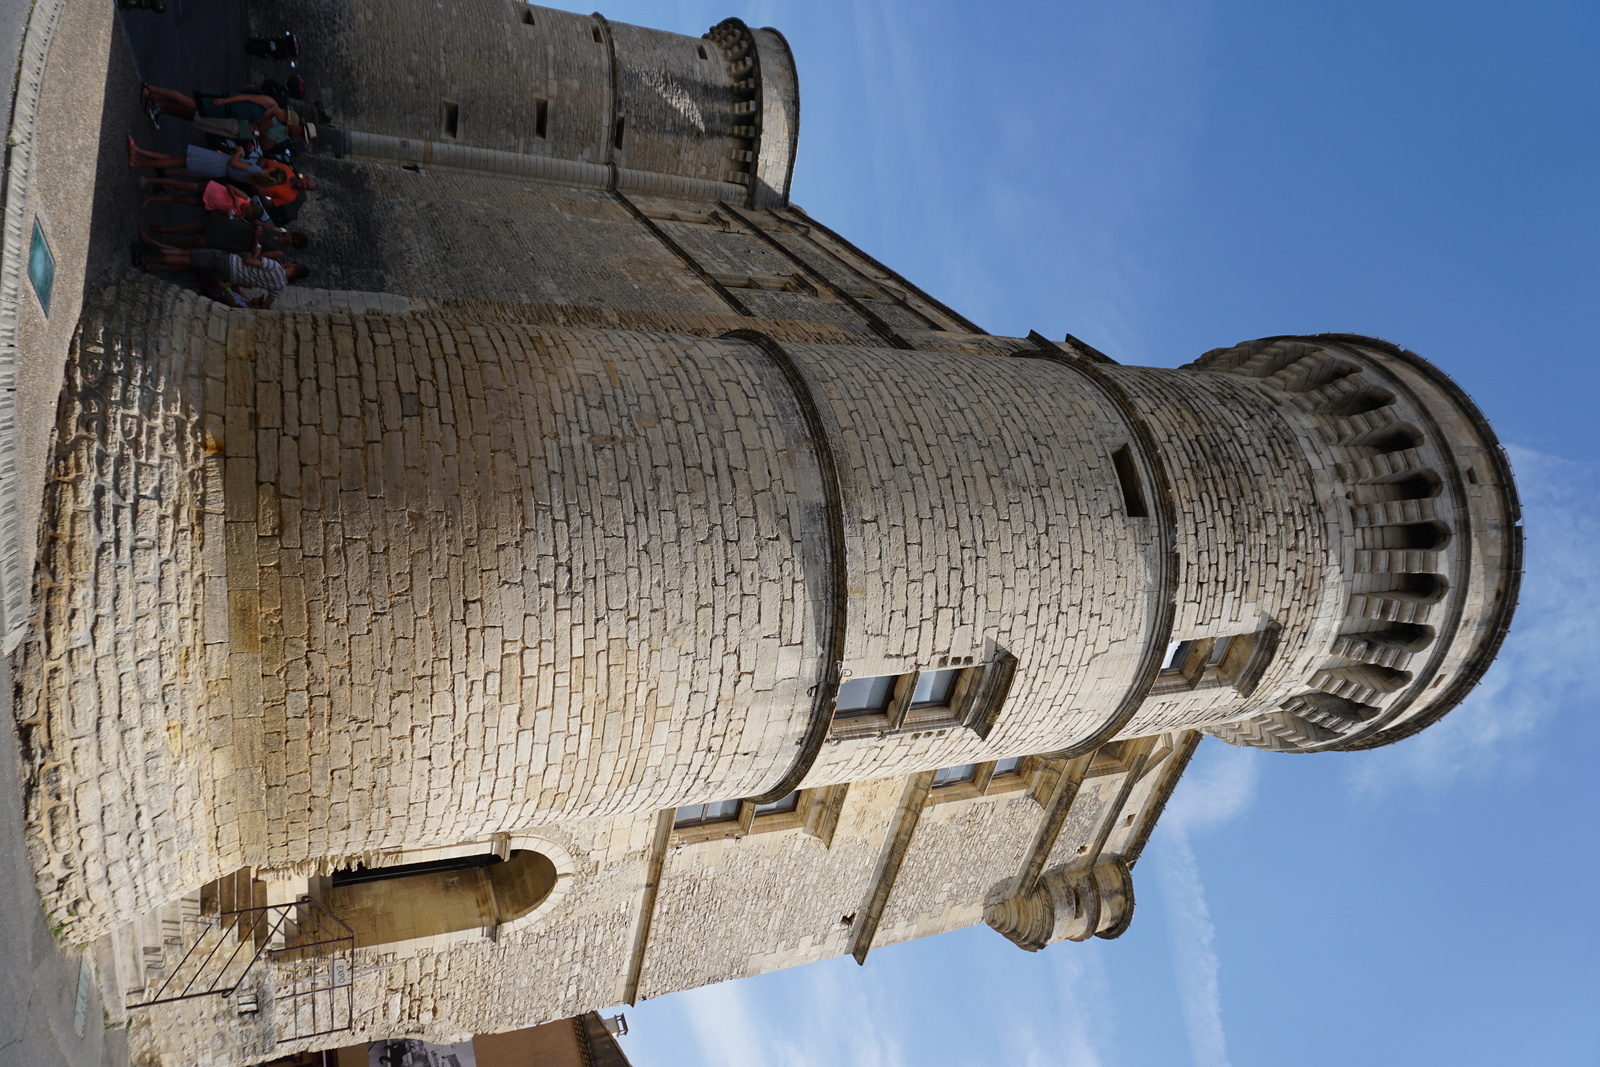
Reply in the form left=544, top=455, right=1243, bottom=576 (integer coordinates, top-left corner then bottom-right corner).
left=28, top=218, right=54, bottom=315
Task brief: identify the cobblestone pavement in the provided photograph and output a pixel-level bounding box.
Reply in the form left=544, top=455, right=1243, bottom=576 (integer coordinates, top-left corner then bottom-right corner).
left=0, top=1, right=249, bottom=1063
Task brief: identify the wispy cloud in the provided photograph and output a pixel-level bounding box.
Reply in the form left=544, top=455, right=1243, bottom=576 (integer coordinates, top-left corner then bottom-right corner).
left=777, top=960, right=905, bottom=1067
left=1037, top=946, right=1115, bottom=1067
left=1150, top=741, right=1260, bottom=1067
left=1163, top=741, right=1260, bottom=836
left=1153, top=833, right=1228, bottom=1067
left=680, top=981, right=771, bottom=1067
left=1349, top=443, right=1600, bottom=795
left=641, top=958, right=908, bottom=1067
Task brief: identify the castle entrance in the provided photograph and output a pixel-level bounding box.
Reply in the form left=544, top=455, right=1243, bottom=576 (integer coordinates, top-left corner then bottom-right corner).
left=326, top=850, right=558, bottom=948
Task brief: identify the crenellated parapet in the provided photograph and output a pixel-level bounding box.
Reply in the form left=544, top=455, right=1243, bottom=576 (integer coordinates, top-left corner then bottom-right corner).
left=703, top=18, right=800, bottom=205
left=1191, top=336, right=1521, bottom=751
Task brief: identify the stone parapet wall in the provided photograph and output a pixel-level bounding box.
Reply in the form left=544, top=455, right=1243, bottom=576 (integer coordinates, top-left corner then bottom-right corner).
left=284, top=162, right=732, bottom=312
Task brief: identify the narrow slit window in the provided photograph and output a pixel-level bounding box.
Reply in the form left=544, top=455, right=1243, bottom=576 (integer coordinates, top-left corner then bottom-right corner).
left=1111, top=445, right=1149, bottom=517
left=698, top=44, right=709, bottom=59
left=521, top=6, right=534, bottom=25
left=27, top=219, right=53, bottom=315
left=534, top=98, right=549, bottom=139
left=441, top=101, right=460, bottom=139
left=592, top=24, right=603, bottom=42
left=613, top=116, right=626, bottom=150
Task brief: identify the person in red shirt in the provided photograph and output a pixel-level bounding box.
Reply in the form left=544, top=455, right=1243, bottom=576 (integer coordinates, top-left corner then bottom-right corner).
left=252, top=160, right=317, bottom=208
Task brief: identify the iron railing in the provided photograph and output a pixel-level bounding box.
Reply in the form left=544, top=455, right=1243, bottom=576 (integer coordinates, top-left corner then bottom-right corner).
left=127, top=897, right=354, bottom=1043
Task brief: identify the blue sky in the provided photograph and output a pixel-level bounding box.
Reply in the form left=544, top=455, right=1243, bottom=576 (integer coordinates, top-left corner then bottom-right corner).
left=548, top=2, right=1600, bottom=1063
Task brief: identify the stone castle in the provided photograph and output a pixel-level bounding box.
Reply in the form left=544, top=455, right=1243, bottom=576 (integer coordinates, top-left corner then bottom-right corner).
left=15, top=1, right=1521, bottom=1061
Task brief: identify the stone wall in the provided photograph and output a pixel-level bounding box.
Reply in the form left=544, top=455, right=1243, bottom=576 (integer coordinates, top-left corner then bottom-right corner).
left=1106, top=365, right=1351, bottom=738
left=18, top=282, right=227, bottom=925
left=24, top=271, right=1515, bottom=955
left=272, top=0, right=776, bottom=190
left=792, top=343, right=1162, bottom=786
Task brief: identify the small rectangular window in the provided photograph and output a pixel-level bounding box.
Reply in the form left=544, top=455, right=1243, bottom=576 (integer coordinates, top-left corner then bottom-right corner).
left=835, top=675, right=896, bottom=717
left=521, top=6, right=534, bottom=24
left=441, top=101, right=460, bottom=139
left=1111, top=445, right=1149, bottom=518
left=673, top=786, right=849, bottom=846
left=924, top=756, right=1042, bottom=805
left=753, top=792, right=800, bottom=816
left=674, top=799, right=740, bottom=828
left=534, top=98, right=549, bottom=139
left=910, top=668, right=961, bottom=708
left=932, top=764, right=978, bottom=788
left=613, top=115, right=626, bottom=150
left=1205, top=635, right=1233, bottom=668
left=1152, top=629, right=1275, bottom=695
left=592, top=24, right=603, bottom=43
left=830, top=653, right=1012, bottom=740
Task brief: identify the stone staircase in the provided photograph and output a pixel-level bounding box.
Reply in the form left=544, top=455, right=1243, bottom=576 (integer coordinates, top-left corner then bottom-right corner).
left=95, top=866, right=356, bottom=1046
left=95, top=868, right=269, bottom=1025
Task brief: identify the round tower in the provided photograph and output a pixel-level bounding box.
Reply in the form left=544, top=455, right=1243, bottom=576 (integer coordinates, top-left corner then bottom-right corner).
left=1186, top=335, right=1521, bottom=751
left=18, top=283, right=1519, bottom=931
left=294, top=1, right=798, bottom=205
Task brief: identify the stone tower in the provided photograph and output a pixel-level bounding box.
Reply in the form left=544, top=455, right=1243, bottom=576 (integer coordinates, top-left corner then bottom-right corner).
left=17, top=2, right=1519, bottom=1060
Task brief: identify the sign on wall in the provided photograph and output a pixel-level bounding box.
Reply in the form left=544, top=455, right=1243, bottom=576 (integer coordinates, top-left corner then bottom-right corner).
left=367, top=1039, right=477, bottom=1067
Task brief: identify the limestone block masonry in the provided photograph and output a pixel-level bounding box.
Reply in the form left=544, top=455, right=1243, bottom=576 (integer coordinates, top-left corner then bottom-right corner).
left=14, top=2, right=1520, bottom=1062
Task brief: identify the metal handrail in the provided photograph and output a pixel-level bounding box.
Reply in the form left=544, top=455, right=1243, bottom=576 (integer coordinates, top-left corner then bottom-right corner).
left=127, top=898, right=354, bottom=1011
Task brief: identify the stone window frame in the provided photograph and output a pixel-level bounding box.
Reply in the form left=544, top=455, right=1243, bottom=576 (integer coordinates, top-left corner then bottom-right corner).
left=924, top=756, right=1040, bottom=807
left=1150, top=627, right=1277, bottom=697
left=670, top=784, right=849, bottom=847
left=830, top=651, right=1017, bottom=742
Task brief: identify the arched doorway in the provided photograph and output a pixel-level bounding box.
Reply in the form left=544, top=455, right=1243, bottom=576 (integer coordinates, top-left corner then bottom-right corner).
left=325, top=849, right=557, bottom=948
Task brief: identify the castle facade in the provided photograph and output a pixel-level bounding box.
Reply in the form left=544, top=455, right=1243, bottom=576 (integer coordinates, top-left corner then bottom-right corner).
left=17, top=3, right=1519, bottom=1061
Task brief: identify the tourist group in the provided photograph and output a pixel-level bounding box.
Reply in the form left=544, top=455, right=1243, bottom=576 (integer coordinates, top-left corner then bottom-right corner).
left=127, top=69, right=318, bottom=309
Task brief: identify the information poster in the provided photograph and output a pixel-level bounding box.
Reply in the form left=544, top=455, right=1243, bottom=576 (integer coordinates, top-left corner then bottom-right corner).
left=367, top=1039, right=477, bottom=1067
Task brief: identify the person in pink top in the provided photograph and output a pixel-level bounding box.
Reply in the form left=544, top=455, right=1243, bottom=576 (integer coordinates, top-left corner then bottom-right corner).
left=139, top=178, right=261, bottom=219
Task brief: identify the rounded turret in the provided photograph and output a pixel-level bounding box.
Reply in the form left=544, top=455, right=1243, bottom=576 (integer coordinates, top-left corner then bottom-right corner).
left=295, top=2, right=799, bottom=204
left=1187, top=336, right=1521, bottom=752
